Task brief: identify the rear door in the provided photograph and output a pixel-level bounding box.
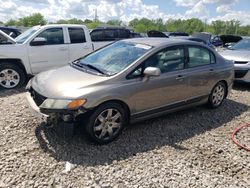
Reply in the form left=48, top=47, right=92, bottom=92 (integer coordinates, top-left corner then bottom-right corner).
left=67, top=27, right=93, bottom=62
left=28, top=27, right=69, bottom=73
left=184, top=45, right=217, bottom=99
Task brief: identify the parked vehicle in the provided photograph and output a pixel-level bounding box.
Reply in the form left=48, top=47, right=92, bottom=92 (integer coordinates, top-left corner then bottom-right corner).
left=0, top=26, right=21, bottom=38
left=220, top=35, right=242, bottom=47
left=0, top=24, right=109, bottom=89
left=219, top=38, right=250, bottom=83
left=26, top=38, right=234, bottom=144
left=90, top=26, right=137, bottom=49
left=164, top=32, right=189, bottom=37
left=176, top=36, right=216, bottom=50
left=147, top=30, right=169, bottom=38
left=211, top=35, right=223, bottom=47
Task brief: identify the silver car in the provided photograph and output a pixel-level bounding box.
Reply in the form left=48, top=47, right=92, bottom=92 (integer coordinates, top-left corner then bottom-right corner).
left=26, top=38, right=234, bottom=144
left=220, top=38, right=250, bottom=83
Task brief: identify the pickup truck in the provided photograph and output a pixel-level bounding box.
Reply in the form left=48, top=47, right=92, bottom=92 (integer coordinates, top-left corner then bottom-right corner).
left=0, top=24, right=109, bottom=89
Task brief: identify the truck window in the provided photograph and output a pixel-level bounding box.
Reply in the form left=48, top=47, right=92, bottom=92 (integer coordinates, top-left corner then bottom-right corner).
left=68, top=27, right=86, bottom=43
left=37, top=28, right=64, bottom=45
left=91, top=30, right=104, bottom=42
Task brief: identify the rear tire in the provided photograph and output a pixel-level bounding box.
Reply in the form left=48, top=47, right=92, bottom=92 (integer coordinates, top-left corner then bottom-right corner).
left=208, top=82, right=227, bottom=108
left=0, top=63, right=26, bottom=89
left=85, top=102, right=127, bottom=144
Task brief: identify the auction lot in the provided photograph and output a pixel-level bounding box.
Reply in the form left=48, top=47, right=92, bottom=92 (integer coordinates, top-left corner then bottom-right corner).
left=0, top=83, right=249, bottom=187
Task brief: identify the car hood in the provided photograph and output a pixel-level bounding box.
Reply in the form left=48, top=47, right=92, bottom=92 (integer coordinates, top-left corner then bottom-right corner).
left=0, top=30, right=16, bottom=44
left=31, top=65, right=111, bottom=99
left=219, top=49, right=250, bottom=61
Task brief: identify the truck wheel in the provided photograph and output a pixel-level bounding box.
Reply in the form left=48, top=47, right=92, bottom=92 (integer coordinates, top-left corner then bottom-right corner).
left=0, top=63, right=26, bottom=89
left=85, top=102, right=127, bottom=144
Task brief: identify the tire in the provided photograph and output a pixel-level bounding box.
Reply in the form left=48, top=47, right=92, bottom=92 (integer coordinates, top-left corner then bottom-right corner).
left=85, top=102, right=127, bottom=144
left=0, top=63, right=26, bottom=89
left=208, top=82, right=227, bottom=108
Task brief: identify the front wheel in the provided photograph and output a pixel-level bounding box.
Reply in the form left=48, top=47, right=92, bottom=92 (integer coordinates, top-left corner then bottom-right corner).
left=0, top=63, right=26, bottom=89
left=85, top=102, right=127, bottom=144
left=208, top=82, right=227, bottom=108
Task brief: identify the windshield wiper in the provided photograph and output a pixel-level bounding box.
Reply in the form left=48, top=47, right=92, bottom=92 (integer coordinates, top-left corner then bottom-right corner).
left=85, top=64, right=106, bottom=75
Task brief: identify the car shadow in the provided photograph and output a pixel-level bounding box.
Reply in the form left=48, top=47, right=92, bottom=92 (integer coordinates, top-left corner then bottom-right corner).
left=35, top=99, right=249, bottom=167
left=233, top=82, right=250, bottom=91
left=0, top=87, right=26, bottom=98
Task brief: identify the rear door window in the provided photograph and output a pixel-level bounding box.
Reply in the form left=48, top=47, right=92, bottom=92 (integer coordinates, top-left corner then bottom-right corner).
left=68, top=27, right=86, bottom=43
left=103, top=29, right=118, bottom=41
left=187, top=46, right=215, bottom=68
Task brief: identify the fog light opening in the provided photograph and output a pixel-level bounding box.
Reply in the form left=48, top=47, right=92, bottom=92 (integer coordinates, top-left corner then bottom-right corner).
left=62, top=114, right=74, bottom=122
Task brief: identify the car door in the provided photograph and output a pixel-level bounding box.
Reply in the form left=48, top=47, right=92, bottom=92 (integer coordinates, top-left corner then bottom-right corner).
left=184, top=45, right=218, bottom=99
left=68, top=27, right=93, bottom=62
left=28, top=27, right=69, bottom=74
left=126, top=46, right=189, bottom=114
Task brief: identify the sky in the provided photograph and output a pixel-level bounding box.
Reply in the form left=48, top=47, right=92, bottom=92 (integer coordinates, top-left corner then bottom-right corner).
left=0, top=0, right=250, bottom=25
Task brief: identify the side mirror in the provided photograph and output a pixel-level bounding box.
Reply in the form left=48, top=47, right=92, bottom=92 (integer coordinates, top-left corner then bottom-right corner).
left=143, top=67, right=161, bottom=77
left=30, top=37, right=47, bottom=46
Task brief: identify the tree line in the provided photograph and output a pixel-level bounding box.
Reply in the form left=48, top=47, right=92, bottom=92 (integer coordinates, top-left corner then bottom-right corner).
left=2, top=13, right=250, bottom=36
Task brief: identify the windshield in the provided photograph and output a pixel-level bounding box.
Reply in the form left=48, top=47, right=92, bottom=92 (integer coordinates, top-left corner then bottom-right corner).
left=15, top=26, right=40, bottom=44
left=78, top=41, right=152, bottom=75
left=231, top=38, right=250, bottom=50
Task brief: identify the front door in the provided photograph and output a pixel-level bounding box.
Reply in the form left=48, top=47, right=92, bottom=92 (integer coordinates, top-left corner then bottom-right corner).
left=28, top=27, right=69, bottom=74
left=126, top=46, right=189, bottom=114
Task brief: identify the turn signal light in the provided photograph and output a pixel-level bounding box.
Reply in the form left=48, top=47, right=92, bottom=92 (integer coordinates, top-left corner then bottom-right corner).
left=67, top=99, right=86, bottom=109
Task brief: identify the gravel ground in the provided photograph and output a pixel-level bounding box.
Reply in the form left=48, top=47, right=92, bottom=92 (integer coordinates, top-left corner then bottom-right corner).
left=0, top=83, right=250, bottom=188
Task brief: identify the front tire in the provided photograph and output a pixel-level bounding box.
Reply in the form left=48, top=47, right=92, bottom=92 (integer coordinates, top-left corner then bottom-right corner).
left=0, top=63, right=26, bottom=89
left=208, top=82, right=227, bottom=108
left=85, top=102, right=127, bottom=144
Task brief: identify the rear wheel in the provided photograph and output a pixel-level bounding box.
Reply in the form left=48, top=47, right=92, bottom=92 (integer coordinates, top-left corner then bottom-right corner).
left=0, top=63, right=26, bottom=89
left=208, top=82, right=227, bottom=108
left=85, top=102, right=127, bottom=144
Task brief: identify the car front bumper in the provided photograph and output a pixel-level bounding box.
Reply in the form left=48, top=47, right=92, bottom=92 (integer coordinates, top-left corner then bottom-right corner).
left=26, top=92, right=49, bottom=121
left=234, top=64, right=250, bottom=83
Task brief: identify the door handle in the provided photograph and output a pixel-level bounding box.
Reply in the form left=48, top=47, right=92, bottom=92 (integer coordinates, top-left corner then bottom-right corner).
left=59, top=47, right=67, bottom=51
left=83, top=45, right=89, bottom=49
left=209, top=68, right=214, bottom=72
left=176, top=75, right=185, bottom=80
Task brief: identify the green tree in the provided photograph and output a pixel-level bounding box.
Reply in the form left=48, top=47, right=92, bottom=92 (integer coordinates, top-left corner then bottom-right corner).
left=106, top=20, right=122, bottom=26
left=5, top=19, right=18, bottom=26
left=18, top=13, right=47, bottom=26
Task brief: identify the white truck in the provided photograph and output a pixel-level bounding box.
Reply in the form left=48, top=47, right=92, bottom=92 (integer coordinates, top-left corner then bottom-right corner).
left=0, top=24, right=110, bottom=89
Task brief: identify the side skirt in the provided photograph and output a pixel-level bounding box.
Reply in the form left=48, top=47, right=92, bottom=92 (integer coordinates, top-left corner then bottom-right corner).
left=130, top=95, right=208, bottom=124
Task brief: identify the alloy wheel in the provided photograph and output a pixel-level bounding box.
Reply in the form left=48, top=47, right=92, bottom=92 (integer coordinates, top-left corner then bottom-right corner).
left=93, top=108, right=122, bottom=141
left=0, top=69, right=20, bottom=89
left=212, top=84, right=225, bottom=106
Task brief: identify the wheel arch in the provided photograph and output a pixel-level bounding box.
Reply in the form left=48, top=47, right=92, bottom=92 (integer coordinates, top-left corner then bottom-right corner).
left=98, top=99, right=131, bottom=119
left=0, top=58, right=28, bottom=76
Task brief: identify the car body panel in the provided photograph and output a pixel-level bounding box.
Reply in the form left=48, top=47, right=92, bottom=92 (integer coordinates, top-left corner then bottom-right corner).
left=220, top=49, right=250, bottom=82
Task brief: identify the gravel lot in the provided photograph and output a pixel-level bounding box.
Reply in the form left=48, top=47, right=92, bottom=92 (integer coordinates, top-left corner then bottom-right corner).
left=0, top=83, right=250, bottom=188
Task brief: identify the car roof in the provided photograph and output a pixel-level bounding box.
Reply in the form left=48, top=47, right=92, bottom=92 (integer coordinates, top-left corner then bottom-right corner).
left=122, top=37, right=203, bottom=48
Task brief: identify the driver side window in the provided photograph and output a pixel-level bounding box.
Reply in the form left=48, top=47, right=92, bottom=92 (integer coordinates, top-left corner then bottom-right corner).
left=37, top=28, right=64, bottom=45
left=127, top=46, right=185, bottom=79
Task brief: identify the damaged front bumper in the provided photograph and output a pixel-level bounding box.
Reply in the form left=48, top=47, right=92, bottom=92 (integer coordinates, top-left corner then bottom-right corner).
left=26, top=91, right=88, bottom=126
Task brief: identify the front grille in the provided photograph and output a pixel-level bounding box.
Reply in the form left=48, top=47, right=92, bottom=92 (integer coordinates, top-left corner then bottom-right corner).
left=234, top=61, right=249, bottom=64
left=235, top=70, right=249, bottom=78
left=29, top=87, right=47, bottom=106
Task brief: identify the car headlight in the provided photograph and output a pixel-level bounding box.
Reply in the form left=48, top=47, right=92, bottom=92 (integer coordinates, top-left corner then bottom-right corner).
left=40, top=99, right=87, bottom=110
